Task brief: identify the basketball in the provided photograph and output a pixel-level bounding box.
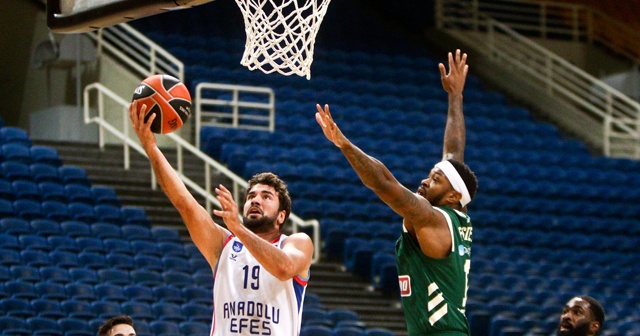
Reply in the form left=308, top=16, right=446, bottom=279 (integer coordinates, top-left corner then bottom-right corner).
left=131, top=74, right=191, bottom=134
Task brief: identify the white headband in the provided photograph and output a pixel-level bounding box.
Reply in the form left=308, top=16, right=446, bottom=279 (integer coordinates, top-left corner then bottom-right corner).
left=435, top=160, right=471, bottom=207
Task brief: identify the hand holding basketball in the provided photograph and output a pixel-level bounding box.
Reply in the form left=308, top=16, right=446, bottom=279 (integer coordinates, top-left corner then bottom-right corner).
left=131, top=74, right=191, bottom=134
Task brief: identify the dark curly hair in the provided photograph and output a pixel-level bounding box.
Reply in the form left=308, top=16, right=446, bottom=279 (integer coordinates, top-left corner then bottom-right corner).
left=98, top=315, right=134, bottom=336
left=447, top=159, right=478, bottom=201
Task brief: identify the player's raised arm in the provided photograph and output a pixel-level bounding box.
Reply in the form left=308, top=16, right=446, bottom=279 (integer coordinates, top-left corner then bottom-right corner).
left=315, top=104, right=439, bottom=226
left=439, top=49, right=469, bottom=163
left=129, top=101, right=227, bottom=269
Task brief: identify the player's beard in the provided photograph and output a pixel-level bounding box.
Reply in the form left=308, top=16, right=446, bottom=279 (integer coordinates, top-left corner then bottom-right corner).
left=243, top=214, right=278, bottom=234
left=556, top=321, right=591, bottom=336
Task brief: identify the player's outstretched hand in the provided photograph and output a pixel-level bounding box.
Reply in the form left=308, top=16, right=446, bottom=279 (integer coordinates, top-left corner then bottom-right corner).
left=439, top=49, right=468, bottom=96
left=212, top=184, right=242, bottom=232
left=129, top=100, right=156, bottom=149
left=316, top=104, right=348, bottom=148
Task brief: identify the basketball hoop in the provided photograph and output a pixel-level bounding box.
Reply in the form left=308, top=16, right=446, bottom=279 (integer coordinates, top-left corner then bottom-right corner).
left=235, top=0, right=332, bottom=79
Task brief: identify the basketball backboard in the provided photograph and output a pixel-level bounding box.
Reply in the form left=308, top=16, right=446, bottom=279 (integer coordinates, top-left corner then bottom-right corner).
left=47, top=0, right=215, bottom=33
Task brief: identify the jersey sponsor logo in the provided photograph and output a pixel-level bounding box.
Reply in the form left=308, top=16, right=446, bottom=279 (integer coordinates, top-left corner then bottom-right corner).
left=398, top=275, right=411, bottom=297
left=458, top=245, right=470, bottom=257
left=223, top=300, right=279, bottom=335
left=232, top=241, right=244, bottom=253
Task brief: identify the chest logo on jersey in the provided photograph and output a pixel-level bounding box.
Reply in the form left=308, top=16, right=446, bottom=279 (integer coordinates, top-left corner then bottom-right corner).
left=398, top=275, right=411, bottom=297
left=232, top=241, right=244, bottom=253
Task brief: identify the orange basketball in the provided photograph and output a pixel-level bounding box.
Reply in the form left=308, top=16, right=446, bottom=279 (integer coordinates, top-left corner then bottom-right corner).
left=132, top=74, right=191, bottom=134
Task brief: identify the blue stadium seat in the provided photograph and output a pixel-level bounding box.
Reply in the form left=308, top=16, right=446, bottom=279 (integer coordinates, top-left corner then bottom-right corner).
left=179, top=321, right=210, bottom=335
left=0, top=127, right=32, bottom=147
left=106, top=253, right=135, bottom=271
left=162, top=256, right=191, bottom=273
left=103, top=238, right=134, bottom=256
left=30, top=163, right=61, bottom=183
left=49, top=251, right=79, bottom=268
left=65, top=283, right=97, bottom=302
left=121, top=225, right=151, bottom=241
left=38, top=181, right=68, bottom=202
left=31, top=218, right=63, bottom=236
left=158, top=241, right=187, bottom=258
left=75, top=236, right=105, bottom=253
left=58, top=317, right=92, bottom=336
left=39, top=266, right=71, bottom=284
left=152, top=302, right=185, bottom=322
left=90, top=222, right=122, bottom=239
left=1, top=161, right=32, bottom=181
left=29, top=146, right=62, bottom=167
left=9, top=265, right=41, bottom=283
left=0, top=316, right=31, bottom=334
left=163, top=271, right=192, bottom=288
left=2, top=143, right=32, bottom=164
left=0, top=233, right=20, bottom=250
left=120, top=206, right=151, bottom=226
left=13, top=199, right=44, bottom=220
left=131, top=269, right=164, bottom=287
left=35, top=282, right=67, bottom=301
left=300, top=325, right=333, bottom=336
left=2, top=297, right=35, bottom=318
left=92, top=300, right=123, bottom=319
left=94, top=283, right=127, bottom=302
left=124, top=284, right=156, bottom=303
left=31, top=298, right=66, bottom=319
left=19, top=234, right=49, bottom=252
left=67, top=203, right=98, bottom=223
left=122, top=301, right=156, bottom=322
left=333, top=326, right=365, bottom=336
left=94, top=204, right=125, bottom=224
left=27, top=316, right=63, bottom=336
left=154, top=285, right=185, bottom=305
left=77, top=251, right=107, bottom=270
left=91, top=186, right=121, bottom=206
left=149, top=320, right=181, bottom=335
left=182, top=287, right=212, bottom=305
left=135, top=255, right=164, bottom=272
left=20, top=250, right=50, bottom=267
left=130, top=240, right=161, bottom=257
left=65, top=184, right=95, bottom=205
left=58, top=166, right=91, bottom=187
left=181, top=302, right=212, bottom=323
left=327, top=309, right=359, bottom=325
left=151, top=227, right=181, bottom=243
left=69, top=267, right=99, bottom=285
left=12, top=180, right=40, bottom=201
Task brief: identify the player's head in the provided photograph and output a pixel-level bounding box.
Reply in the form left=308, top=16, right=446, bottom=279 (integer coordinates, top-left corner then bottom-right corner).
left=557, top=296, right=605, bottom=336
left=244, top=172, right=292, bottom=233
left=419, top=159, right=477, bottom=208
left=98, top=315, right=136, bottom=336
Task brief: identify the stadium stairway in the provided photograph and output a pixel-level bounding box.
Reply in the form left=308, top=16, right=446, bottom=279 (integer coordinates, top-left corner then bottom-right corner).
left=36, top=139, right=406, bottom=335
left=32, top=140, right=215, bottom=236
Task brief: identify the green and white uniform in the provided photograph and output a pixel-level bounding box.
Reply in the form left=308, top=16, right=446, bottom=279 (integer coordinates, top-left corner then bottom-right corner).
left=396, top=206, right=472, bottom=336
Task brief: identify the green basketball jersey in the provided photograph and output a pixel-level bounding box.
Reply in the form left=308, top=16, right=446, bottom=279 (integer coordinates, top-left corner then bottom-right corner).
left=396, top=206, right=472, bottom=336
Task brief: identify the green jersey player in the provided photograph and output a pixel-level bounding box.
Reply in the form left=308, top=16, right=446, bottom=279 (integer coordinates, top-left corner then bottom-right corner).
left=316, top=49, right=478, bottom=335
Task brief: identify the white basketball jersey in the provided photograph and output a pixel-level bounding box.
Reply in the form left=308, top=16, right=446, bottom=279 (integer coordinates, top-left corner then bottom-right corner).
left=211, top=234, right=308, bottom=336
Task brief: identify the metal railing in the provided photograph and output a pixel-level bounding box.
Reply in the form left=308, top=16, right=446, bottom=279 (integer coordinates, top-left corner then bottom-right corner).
left=436, top=0, right=640, bottom=158
left=86, top=23, right=184, bottom=80
left=83, top=82, right=321, bottom=263
left=436, top=0, right=640, bottom=63
left=194, top=83, right=276, bottom=149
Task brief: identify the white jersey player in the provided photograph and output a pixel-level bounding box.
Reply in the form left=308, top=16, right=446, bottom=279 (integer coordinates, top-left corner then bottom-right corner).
left=129, top=101, right=314, bottom=336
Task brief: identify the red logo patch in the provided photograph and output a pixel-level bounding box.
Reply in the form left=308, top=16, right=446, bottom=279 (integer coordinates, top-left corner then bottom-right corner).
left=398, top=275, right=411, bottom=297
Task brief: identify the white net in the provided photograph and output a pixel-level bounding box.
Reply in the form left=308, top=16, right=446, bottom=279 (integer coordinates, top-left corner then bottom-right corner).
left=235, top=0, right=332, bottom=79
